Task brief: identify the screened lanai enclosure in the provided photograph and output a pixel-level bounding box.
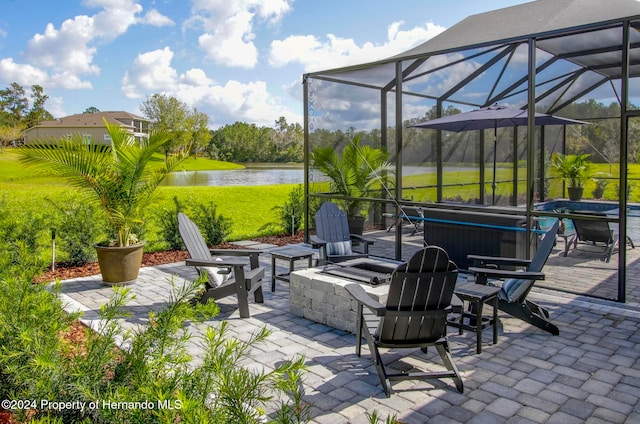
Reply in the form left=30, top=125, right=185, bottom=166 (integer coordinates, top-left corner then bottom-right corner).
left=303, top=0, right=640, bottom=303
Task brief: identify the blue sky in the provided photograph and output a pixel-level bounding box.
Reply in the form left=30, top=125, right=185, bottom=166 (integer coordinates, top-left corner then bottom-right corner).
left=0, top=0, right=530, bottom=128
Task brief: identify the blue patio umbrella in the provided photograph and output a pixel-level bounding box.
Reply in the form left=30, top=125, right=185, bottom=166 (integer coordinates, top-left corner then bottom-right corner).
left=410, top=104, right=589, bottom=204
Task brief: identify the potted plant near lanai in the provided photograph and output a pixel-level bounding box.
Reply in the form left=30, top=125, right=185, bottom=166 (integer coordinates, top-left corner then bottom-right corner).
left=19, top=120, right=189, bottom=284
left=311, top=135, right=392, bottom=234
left=551, top=153, right=592, bottom=201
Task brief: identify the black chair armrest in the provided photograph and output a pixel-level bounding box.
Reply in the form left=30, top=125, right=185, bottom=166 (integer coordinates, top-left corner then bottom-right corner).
left=186, top=257, right=247, bottom=267
left=467, top=254, right=532, bottom=268
left=208, top=249, right=261, bottom=269
left=350, top=234, right=374, bottom=245
left=350, top=234, right=374, bottom=254
left=468, top=266, right=545, bottom=285
left=345, top=283, right=386, bottom=316
left=309, top=235, right=327, bottom=247
left=209, top=249, right=263, bottom=256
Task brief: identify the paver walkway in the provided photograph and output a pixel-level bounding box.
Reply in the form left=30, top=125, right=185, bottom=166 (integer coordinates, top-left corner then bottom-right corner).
left=57, top=246, right=640, bottom=424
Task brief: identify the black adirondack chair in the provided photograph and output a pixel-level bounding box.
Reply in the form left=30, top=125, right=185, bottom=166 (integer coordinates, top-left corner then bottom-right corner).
left=467, top=219, right=560, bottom=335
left=311, top=202, right=374, bottom=265
left=345, top=246, right=463, bottom=397
left=178, top=212, right=265, bottom=318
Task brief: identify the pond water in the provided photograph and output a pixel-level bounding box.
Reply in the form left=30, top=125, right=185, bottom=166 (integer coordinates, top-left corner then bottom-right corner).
left=162, top=167, right=305, bottom=186
left=161, top=165, right=445, bottom=187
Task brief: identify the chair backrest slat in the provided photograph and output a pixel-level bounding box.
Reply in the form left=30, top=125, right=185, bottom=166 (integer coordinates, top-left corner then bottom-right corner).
left=378, top=246, right=458, bottom=343
left=315, top=202, right=351, bottom=243
left=178, top=212, right=211, bottom=260
left=529, top=219, right=560, bottom=273
left=502, top=219, right=560, bottom=303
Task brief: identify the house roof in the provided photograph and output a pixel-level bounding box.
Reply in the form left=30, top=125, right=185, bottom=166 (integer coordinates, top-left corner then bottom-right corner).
left=36, top=111, right=148, bottom=129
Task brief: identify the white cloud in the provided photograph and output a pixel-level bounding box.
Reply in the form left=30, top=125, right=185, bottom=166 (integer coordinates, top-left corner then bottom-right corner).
left=88, top=0, right=142, bottom=40
left=187, top=0, right=293, bottom=68
left=269, top=21, right=446, bottom=72
left=3, top=0, right=167, bottom=91
left=0, top=58, right=50, bottom=86
left=122, top=47, right=178, bottom=98
left=139, top=9, right=175, bottom=27
left=122, top=46, right=300, bottom=127
left=26, top=19, right=96, bottom=75
left=46, top=96, right=67, bottom=118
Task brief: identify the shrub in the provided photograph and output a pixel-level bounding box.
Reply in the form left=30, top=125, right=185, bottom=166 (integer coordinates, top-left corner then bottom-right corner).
left=192, top=202, right=232, bottom=246
left=46, top=196, right=107, bottom=266
left=0, top=266, right=310, bottom=423
left=153, top=195, right=185, bottom=250
left=0, top=196, right=47, bottom=276
left=272, top=185, right=304, bottom=235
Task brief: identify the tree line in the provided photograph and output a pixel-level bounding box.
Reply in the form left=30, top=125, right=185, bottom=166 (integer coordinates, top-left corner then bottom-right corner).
left=3, top=80, right=627, bottom=166
left=0, top=82, right=304, bottom=162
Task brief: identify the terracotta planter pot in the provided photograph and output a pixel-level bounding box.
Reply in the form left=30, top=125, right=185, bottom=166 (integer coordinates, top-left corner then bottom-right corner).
left=95, top=242, right=145, bottom=285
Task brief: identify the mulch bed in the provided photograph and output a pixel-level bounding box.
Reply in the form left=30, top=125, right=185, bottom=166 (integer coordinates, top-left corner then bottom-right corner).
left=34, top=232, right=304, bottom=283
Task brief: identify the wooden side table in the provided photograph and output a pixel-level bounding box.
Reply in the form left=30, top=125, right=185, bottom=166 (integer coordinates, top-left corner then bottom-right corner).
left=270, top=246, right=315, bottom=292
left=448, top=283, right=501, bottom=354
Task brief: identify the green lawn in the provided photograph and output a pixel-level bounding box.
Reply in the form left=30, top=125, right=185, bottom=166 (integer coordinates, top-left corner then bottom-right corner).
left=3, top=146, right=640, bottom=256
left=0, top=149, right=296, bottom=253
left=178, top=156, right=244, bottom=171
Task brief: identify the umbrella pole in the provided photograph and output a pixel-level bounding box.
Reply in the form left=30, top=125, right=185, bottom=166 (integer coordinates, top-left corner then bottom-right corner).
left=492, top=126, right=497, bottom=205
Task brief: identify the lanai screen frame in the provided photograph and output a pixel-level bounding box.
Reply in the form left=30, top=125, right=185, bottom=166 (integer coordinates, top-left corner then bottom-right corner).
left=303, top=3, right=640, bottom=303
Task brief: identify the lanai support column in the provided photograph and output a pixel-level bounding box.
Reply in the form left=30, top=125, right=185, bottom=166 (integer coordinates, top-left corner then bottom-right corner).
left=395, top=61, right=403, bottom=260
left=526, top=38, right=536, bottom=259
left=618, top=20, right=630, bottom=303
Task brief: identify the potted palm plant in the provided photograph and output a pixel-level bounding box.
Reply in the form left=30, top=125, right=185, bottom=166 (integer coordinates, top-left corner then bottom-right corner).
left=19, top=120, right=189, bottom=284
left=551, top=153, right=592, bottom=201
left=591, top=175, right=610, bottom=199
left=311, top=135, right=392, bottom=234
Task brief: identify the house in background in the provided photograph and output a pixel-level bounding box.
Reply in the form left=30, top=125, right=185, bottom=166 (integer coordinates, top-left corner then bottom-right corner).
left=23, top=111, right=149, bottom=144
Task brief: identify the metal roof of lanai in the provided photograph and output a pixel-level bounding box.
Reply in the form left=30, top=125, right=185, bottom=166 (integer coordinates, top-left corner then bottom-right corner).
left=305, top=0, right=640, bottom=111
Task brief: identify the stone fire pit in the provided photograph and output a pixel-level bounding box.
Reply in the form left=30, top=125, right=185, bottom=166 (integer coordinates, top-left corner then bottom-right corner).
left=289, top=259, right=397, bottom=333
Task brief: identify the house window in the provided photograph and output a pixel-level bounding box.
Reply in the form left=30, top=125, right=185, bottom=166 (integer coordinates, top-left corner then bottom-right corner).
left=104, top=134, right=111, bottom=141
left=83, top=134, right=91, bottom=144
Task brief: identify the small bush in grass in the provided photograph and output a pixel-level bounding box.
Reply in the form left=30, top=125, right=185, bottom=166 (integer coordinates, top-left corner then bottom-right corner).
left=153, top=195, right=185, bottom=250
left=0, top=196, right=47, bottom=275
left=46, top=196, right=107, bottom=266
left=271, top=184, right=304, bottom=235
left=192, top=201, right=232, bottom=246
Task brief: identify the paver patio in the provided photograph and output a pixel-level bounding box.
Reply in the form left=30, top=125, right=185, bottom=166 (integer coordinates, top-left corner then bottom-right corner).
left=56, top=240, right=640, bottom=424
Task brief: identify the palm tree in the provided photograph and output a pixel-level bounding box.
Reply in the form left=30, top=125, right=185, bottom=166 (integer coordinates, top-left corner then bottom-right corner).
left=311, top=135, right=392, bottom=218
left=19, top=120, right=189, bottom=247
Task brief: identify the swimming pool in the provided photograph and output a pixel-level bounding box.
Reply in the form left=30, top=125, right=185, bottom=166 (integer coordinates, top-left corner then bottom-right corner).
left=534, top=200, right=640, bottom=240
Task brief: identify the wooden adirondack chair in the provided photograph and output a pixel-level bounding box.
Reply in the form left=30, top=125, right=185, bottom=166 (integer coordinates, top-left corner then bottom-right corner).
left=345, top=246, right=463, bottom=397
left=178, top=212, right=265, bottom=318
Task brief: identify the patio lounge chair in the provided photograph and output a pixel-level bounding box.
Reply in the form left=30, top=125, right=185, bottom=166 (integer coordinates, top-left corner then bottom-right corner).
left=386, top=205, right=424, bottom=235
left=311, top=202, right=374, bottom=265
left=570, top=211, right=635, bottom=262
left=178, top=212, right=265, bottom=318
left=345, top=246, right=463, bottom=397
left=467, top=219, right=560, bottom=335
